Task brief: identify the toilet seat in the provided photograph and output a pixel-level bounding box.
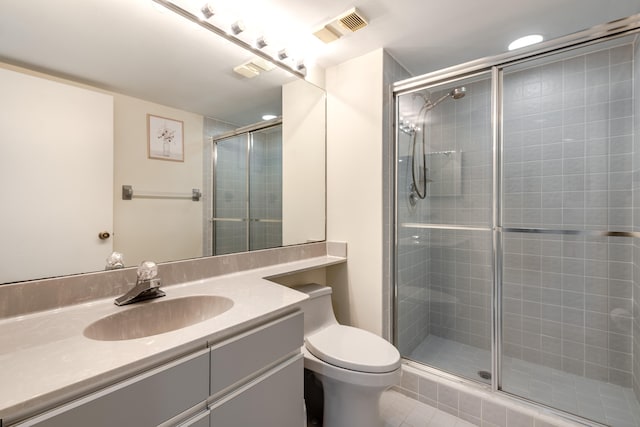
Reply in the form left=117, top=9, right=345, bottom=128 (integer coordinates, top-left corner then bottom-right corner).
left=305, top=325, right=400, bottom=373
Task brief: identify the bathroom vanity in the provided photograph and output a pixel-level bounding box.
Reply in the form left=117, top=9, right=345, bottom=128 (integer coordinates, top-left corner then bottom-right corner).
left=0, top=246, right=346, bottom=426
left=22, top=312, right=303, bottom=427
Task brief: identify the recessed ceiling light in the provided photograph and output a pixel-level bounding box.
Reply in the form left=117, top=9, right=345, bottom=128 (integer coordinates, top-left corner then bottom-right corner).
left=262, top=114, right=277, bottom=120
left=508, top=34, right=543, bottom=51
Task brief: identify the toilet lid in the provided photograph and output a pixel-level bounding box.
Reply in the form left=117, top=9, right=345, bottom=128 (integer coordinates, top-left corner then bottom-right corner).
left=305, top=325, right=400, bottom=373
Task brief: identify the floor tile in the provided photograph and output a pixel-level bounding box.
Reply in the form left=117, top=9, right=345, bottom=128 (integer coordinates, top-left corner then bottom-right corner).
left=381, top=390, right=475, bottom=427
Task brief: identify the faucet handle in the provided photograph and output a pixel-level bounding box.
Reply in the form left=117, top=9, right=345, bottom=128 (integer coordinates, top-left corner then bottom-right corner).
left=137, top=260, right=158, bottom=281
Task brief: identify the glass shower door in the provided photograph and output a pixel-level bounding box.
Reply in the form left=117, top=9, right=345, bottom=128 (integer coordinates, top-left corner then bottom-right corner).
left=500, top=36, right=638, bottom=425
left=395, top=72, right=494, bottom=383
left=212, top=134, right=249, bottom=255
left=248, top=125, right=282, bottom=251
left=212, top=123, right=283, bottom=255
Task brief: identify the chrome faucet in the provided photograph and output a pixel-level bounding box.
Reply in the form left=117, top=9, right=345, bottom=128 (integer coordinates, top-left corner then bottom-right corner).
left=114, top=261, right=166, bottom=306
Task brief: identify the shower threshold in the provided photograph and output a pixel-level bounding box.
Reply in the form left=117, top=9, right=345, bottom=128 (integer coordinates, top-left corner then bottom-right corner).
left=409, top=335, right=640, bottom=426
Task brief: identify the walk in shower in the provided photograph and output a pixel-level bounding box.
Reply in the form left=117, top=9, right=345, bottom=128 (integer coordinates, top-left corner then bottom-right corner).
left=210, top=120, right=282, bottom=255
left=394, top=19, right=640, bottom=426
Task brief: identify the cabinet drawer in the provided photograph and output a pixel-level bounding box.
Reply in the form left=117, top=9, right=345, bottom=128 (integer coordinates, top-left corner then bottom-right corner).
left=209, top=354, right=303, bottom=427
left=209, top=311, right=303, bottom=396
left=23, top=349, right=209, bottom=427
left=177, top=410, right=210, bottom=427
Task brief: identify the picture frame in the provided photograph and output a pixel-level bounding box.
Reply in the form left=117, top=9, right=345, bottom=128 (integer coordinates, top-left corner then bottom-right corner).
left=147, top=114, right=184, bottom=162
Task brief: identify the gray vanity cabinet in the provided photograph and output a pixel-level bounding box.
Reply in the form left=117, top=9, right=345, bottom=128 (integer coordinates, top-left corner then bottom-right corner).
left=25, top=349, right=210, bottom=427
left=14, top=311, right=304, bottom=427
left=177, top=410, right=211, bottom=427
left=208, top=311, right=304, bottom=427
left=209, top=355, right=303, bottom=426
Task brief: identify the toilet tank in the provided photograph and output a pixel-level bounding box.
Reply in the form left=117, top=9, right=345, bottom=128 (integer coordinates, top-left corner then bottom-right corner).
left=292, top=284, right=338, bottom=336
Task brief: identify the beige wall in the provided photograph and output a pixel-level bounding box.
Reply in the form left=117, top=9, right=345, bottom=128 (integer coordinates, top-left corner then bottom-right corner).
left=326, top=49, right=385, bottom=335
left=282, top=79, right=326, bottom=245
left=0, top=66, right=114, bottom=282
left=113, top=95, right=203, bottom=266
left=0, top=61, right=205, bottom=269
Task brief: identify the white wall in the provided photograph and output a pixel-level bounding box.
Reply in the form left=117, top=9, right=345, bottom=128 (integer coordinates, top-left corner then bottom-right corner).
left=282, top=79, right=326, bottom=245
left=113, top=95, right=203, bottom=266
left=326, top=49, right=385, bottom=335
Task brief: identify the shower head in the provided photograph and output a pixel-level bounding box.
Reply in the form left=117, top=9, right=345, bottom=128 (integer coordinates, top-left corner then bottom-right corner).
left=449, top=86, right=466, bottom=99
left=422, top=86, right=467, bottom=111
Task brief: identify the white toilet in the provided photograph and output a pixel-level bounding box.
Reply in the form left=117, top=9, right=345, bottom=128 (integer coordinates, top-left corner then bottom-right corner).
left=294, top=284, right=401, bottom=427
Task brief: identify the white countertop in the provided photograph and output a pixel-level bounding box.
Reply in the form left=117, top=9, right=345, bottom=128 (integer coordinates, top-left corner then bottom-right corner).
left=0, top=255, right=345, bottom=425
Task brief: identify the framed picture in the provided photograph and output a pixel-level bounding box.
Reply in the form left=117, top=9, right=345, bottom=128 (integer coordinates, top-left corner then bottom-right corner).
left=147, top=114, right=184, bottom=162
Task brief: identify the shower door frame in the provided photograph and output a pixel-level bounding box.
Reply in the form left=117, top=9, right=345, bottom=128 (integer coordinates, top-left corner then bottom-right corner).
left=391, top=12, right=640, bottom=418
left=210, top=118, right=283, bottom=255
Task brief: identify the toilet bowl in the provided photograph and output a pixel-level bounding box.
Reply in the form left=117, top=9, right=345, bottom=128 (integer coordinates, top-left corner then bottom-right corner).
left=294, top=284, right=401, bottom=427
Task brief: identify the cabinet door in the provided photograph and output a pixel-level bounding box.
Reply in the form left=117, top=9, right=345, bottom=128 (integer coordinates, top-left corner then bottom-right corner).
left=209, top=311, right=303, bottom=397
left=209, top=354, right=303, bottom=427
left=24, top=350, right=209, bottom=427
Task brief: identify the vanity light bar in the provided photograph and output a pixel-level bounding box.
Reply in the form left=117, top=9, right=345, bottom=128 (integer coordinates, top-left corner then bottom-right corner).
left=151, top=0, right=306, bottom=78
left=256, top=36, right=269, bottom=49
left=200, top=3, right=215, bottom=19
left=231, top=20, right=245, bottom=35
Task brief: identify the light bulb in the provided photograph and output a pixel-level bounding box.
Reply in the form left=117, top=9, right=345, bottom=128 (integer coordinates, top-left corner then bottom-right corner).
left=508, top=34, right=543, bottom=51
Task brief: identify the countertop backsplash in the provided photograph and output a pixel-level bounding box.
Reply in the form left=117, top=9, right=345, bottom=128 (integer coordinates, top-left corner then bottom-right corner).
left=0, top=241, right=345, bottom=320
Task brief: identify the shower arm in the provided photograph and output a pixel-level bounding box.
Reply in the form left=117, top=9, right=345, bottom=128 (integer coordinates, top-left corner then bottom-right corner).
left=409, top=86, right=466, bottom=202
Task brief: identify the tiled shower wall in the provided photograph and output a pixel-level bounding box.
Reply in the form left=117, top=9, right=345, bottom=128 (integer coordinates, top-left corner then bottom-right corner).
left=423, top=79, right=493, bottom=351
left=248, top=128, right=283, bottom=251
left=213, top=133, right=250, bottom=255
left=396, top=77, right=494, bottom=354
left=396, top=132, right=431, bottom=355
left=502, top=43, right=635, bottom=386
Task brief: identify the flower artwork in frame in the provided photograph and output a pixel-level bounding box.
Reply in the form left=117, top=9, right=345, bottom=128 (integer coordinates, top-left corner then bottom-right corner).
left=147, top=114, right=184, bottom=162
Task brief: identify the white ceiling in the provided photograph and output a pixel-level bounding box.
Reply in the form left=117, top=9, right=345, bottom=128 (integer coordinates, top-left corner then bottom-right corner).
left=277, top=0, right=640, bottom=74
left=1, top=0, right=639, bottom=122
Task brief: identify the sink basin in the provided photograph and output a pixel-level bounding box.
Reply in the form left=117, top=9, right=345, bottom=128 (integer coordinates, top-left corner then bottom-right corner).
left=84, top=295, right=234, bottom=341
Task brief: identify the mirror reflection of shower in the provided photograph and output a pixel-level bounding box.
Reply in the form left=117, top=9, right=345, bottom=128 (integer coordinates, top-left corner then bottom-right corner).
left=404, top=86, right=466, bottom=206
left=211, top=120, right=283, bottom=255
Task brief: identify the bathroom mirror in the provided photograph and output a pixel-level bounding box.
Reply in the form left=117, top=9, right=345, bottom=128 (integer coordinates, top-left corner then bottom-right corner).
left=0, top=0, right=326, bottom=284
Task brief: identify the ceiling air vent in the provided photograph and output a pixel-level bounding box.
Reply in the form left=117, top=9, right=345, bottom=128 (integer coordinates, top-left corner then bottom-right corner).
left=313, top=7, right=368, bottom=44
left=339, top=9, right=367, bottom=32
left=233, top=57, right=276, bottom=79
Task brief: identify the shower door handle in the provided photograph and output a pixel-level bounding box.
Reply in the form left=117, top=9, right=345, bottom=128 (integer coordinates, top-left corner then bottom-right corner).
left=209, top=218, right=246, bottom=222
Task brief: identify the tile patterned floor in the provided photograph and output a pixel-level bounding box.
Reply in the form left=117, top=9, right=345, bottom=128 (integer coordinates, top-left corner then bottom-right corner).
left=381, top=390, right=476, bottom=427
left=410, top=335, right=640, bottom=427
left=306, top=389, right=474, bottom=427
